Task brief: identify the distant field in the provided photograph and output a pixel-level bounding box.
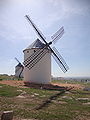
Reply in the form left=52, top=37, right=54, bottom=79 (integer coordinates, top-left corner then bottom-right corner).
left=0, top=77, right=90, bottom=120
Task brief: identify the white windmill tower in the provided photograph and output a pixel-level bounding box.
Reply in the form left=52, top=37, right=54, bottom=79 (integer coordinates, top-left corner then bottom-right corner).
left=15, top=57, right=24, bottom=78
left=23, top=39, right=51, bottom=84
left=21, top=15, right=69, bottom=85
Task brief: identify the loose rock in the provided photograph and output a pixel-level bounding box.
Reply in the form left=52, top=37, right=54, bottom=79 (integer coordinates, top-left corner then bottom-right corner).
left=1, top=111, right=13, bottom=120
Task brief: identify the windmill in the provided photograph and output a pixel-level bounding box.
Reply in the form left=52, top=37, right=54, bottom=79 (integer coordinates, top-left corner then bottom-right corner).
left=15, top=57, right=24, bottom=78
left=23, top=15, right=69, bottom=84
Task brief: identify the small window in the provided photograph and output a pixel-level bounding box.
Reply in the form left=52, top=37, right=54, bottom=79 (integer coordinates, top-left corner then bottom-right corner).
left=34, top=50, right=36, bottom=53
left=27, top=51, right=29, bottom=53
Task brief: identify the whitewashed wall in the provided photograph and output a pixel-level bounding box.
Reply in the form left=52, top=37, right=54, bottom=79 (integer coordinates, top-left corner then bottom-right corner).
left=23, top=48, right=51, bottom=84
left=15, top=66, right=23, bottom=78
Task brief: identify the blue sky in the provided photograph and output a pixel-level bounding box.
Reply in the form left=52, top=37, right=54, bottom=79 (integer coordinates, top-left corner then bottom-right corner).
left=0, top=0, right=90, bottom=77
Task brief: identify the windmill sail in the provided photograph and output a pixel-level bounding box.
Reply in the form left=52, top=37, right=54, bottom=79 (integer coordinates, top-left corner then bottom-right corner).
left=52, top=47, right=69, bottom=73
left=25, top=14, right=69, bottom=73
left=27, top=48, right=49, bottom=70
left=15, top=57, right=24, bottom=78
left=23, top=46, right=49, bottom=70
left=25, top=15, right=46, bottom=43
left=51, top=26, right=64, bottom=44
left=19, top=67, right=24, bottom=78
left=23, top=48, right=41, bottom=65
left=15, top=57, right=21, bottom=64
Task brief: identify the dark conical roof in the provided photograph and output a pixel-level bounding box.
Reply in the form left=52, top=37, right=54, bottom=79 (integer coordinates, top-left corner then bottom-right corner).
left=24, top=39, right=45, bottom=51
left=15, top=63, right=23, bottom=68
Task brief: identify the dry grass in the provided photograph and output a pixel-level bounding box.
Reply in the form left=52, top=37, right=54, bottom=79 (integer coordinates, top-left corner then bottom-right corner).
left=0, top=80, right=90, bottom=120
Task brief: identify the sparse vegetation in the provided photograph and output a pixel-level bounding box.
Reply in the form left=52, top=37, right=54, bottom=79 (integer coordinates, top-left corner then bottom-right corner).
left=0, top=74, right=10, bottom=81
left=0, top=79, right=90, bottom=120
left=0, top=84, right=22, bottom=97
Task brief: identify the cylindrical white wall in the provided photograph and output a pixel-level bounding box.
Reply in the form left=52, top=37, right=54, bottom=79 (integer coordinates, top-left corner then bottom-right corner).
left=23, top=48, right=51, bottom=84
left=15, top=66, right=23, bottom=78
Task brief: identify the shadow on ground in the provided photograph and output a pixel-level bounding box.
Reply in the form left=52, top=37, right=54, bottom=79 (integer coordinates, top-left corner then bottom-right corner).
left=35, top=87, right=73, bottom=110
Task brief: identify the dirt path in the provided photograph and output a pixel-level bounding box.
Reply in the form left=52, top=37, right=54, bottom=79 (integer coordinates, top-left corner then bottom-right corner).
left=0, top=80, right=25, bottom=88
left=53, top=83, right=84, bottom=90
left=0, top=80, right=83, bottom=89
